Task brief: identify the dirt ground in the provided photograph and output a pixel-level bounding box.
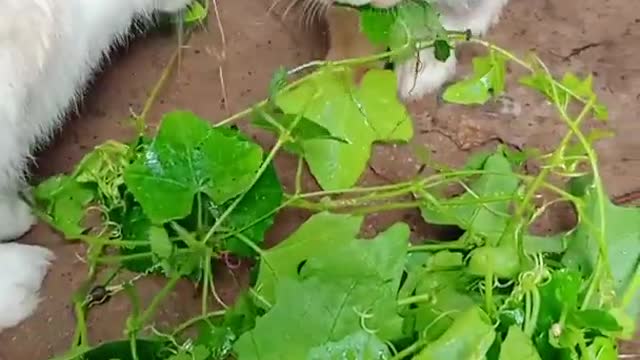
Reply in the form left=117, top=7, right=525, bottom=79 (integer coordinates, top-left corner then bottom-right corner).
left=1, top=0, right=639, bottom=358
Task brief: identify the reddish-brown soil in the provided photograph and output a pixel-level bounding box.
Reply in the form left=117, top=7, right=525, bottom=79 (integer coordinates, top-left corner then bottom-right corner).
left=1, top=0, right=639, bottom=358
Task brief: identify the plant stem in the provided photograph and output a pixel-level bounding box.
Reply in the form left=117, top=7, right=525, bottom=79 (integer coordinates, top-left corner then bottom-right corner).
left=485, top=271, right=495, bottom=317
left=136, top=275, right=181, bottom=328
left=70, top=300, right=88, bottom=348
left=397, top=294, right=432, bottom=307
left=524, top=288, right=540, bottom=337
left=201, top=250, right=211, bottom=315
left=172, top=310, right=226, bottom=336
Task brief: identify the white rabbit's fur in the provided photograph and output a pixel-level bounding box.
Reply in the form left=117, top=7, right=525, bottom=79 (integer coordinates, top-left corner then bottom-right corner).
left=0, top=0, right=191, bottom=331
left=333, top=0, right=510, bottom=99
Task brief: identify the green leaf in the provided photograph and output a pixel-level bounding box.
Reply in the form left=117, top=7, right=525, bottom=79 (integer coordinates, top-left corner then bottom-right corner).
left=433, top=39, right=452, bottom=62
left=414, top=306, right=496, bottom=359
left=254, top=212, right=407, bottom=305
left=182, top=1, right=208, bottom=25
left=499, top=326, right=542, bottom=360
left=520, top=71, right=608, bottom=120
left=118, top=203, right=155, bottom=273
left=34, top=175, right=95, bottom=237
left=235, top=277, right=395, bottom=359
left=251, top=109, right=348, bottom=154
left=586, top=337, right=618, bottom=360
left=124, top=111, right=263, bottom=223
left=467, top=245, right=521, bottom=279
left=276, top=68, right=413, bottom=190
left=149, top=225, right=172, bottom=260
left=254, top=212, right=362, bottom=303
left=568, top=309, right=622, bottom=332
left=410, top=270, right=477, bottom=340
left=192, top=293, right=259, bottom=359
left=222, top=162, right=283, bottom=256
left=537, top=269, right=582, bottom=332
left=359, top=6, right=397, bottom=45
left=168, top=345, right=210, bottom=360
left=420, top=152, right=518, bottom=237
left=193, top=322, right=236, bottom=360
left=307, top=331, right=391, bottom=359
left=443, top=51, right=508, bottom=105
left=72, top=140, right=129, bottom=208
left=236, top=215, right=410, bottom=358
left=388, top=2, right=447, bottom=63
left=358, top=2, right=446, bottom=64
left=562, top=175, right=640, bottom=317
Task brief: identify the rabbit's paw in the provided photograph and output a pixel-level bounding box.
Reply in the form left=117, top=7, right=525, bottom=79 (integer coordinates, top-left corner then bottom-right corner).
left=0, top=196, right=36, bottom=242
left=0, top=243, right=54, bottom=331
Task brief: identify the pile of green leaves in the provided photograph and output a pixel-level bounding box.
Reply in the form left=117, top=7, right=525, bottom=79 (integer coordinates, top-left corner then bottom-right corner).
left=38, top=3, right=638, bottom=360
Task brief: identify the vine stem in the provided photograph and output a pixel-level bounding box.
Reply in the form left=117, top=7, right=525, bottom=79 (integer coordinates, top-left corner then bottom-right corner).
left=171, top=309, right=226, bottom=336
left=135, top=275, right=181, bottom=329
left=397, top=294, right=432, bottom=307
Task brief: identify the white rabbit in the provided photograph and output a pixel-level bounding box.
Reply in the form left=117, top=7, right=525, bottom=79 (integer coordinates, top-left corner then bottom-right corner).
left=0, top=0, right=192, bottom=331
left=326, top=0, right=510, bottom=100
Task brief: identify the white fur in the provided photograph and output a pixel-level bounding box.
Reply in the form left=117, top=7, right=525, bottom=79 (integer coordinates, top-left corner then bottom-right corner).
left=0, top=0, right=191, bottom=331
left=334, top=0, right=510, bottom=100
left=0, top=243, right=54, bottom=331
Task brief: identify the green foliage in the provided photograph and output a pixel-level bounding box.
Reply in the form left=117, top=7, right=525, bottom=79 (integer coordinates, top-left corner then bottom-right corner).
left=414, top=307, right=496, bottom=359
left=37, top=21, right=637, bottom=360
left=124, top=111, right=264, bottom=223
left=274, top=68, right=412, bottom=190
left=443, top=50, right=508, bottom=104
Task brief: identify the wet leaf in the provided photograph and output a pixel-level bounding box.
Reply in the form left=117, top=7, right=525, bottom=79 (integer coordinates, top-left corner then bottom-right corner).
left=307, top=331, right=391, bottom=359
left=124, top=111, right=263, bottom=223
